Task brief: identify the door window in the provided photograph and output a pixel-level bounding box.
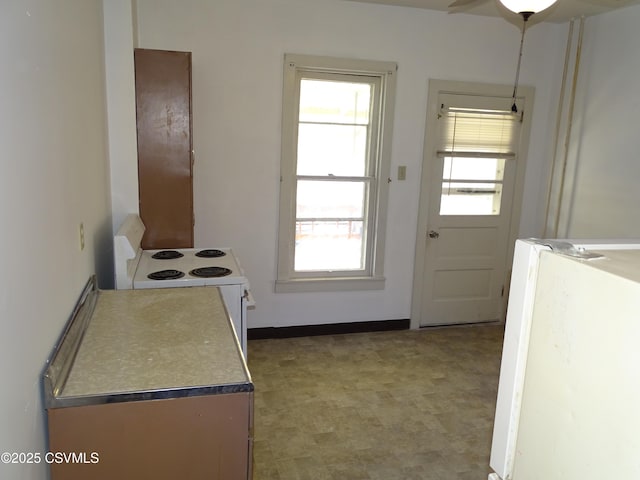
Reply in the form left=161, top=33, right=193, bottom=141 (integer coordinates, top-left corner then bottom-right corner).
left=437, top=104, right=520, bottom=216
left=440, top=156, right=505, bottom=215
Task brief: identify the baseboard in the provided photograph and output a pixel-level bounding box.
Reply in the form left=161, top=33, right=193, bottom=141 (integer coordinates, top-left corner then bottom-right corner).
left=247, top=319, right=410, bottom=340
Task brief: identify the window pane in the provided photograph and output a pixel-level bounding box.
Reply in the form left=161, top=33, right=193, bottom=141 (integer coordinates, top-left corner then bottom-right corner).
left=295, top=220, right=365, bottom=271
left=296, top=181, right=365, bottom=219
left=442, top=157, right=504, bottom=181
left=440, top=182, right=503, bottom=215
left=297, top=124, right=367, bottom=176
left=276, top=55, right=397, bottom=285
left=299, top=79, right=371, bottom=125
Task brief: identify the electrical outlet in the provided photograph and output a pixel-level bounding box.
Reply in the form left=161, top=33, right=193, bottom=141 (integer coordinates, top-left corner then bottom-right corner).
left=79, top=222, right=85, bottom=251
left=397, top=165, right=407, bottom=181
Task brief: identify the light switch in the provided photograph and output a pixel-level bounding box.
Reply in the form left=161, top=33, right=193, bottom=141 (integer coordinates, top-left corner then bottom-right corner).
left=397, top=165, right=407, bottom=181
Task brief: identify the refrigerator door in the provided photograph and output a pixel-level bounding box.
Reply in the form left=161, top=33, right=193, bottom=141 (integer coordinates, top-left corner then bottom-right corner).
left=489, top=239, right=640, bottom=480
left=489, top=239, right=551, bottom=480
left=511, top=249, right=640, bottom=479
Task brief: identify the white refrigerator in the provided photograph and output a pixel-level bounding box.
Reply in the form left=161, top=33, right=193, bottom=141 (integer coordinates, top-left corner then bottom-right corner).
left=488, top=238, right=640, bottom=480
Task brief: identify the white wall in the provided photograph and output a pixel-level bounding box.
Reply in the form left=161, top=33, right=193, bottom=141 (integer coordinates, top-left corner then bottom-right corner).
left=0, top=1, right=111, bottom=478
left=104, top=0, right=139, bottom=243
left=133, top=0, right=567, bottom=328
left=557, top=5, right=640, bottom=238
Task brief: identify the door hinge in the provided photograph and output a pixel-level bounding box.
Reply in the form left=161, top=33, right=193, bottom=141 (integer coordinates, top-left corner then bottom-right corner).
left=501, top=285, right=505, bottom=297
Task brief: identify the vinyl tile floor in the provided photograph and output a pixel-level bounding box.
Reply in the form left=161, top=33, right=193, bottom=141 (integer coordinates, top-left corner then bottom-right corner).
left=247, top=324, right=505, bottom=480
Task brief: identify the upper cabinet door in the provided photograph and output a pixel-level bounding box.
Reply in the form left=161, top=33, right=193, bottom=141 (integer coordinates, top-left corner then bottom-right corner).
left=135, top=48, right=193, bottom=249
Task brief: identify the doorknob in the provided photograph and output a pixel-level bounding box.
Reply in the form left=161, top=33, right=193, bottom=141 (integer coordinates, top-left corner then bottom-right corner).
left=428, top=230, right=440, bottom=239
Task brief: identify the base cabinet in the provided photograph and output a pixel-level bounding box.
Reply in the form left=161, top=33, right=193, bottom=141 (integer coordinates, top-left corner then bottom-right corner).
left=47, top=392, right=253, bottom=480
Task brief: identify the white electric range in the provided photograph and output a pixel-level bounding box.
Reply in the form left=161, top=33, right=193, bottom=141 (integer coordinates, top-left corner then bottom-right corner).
left=114, top=214, right=253, bottom=357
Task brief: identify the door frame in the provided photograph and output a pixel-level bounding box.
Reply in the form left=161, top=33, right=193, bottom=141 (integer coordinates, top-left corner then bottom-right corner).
left=410, top=79, right=535, bottom=329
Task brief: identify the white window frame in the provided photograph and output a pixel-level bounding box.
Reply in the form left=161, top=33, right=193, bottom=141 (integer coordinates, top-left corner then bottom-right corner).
left=276, top=54, right=397, bottom=293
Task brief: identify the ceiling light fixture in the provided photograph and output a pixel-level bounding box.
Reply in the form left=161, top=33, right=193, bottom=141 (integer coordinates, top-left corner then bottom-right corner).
left=499, top=0, right=558, bottom=112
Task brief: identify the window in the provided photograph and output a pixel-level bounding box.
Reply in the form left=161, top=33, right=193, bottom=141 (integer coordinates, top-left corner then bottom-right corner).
left=436, top=96, right=521, bottom=216
left=276, top=54, right=397, bottom=292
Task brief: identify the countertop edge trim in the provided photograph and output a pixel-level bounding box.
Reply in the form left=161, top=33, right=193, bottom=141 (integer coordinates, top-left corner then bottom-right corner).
left=46, top=381, right=255, bottom=409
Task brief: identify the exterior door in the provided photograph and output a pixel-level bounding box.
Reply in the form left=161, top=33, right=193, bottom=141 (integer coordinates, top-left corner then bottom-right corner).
left=412, top=81, right=533, bottom=327
left=420, top=153, right=516, bottom=326
left=135, top=49, right=193, bottom=249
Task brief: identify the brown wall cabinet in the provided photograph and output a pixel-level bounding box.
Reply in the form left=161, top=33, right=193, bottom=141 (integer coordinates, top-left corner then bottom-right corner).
left=134, top=48, right=194, bottom=249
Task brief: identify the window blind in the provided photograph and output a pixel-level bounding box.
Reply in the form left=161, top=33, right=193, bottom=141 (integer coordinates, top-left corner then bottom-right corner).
left=437, top=105, right=521, bottom=158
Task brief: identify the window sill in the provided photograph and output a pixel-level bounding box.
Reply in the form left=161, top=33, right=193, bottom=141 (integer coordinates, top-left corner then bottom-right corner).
left=275, top=276, right=385, bottom=293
